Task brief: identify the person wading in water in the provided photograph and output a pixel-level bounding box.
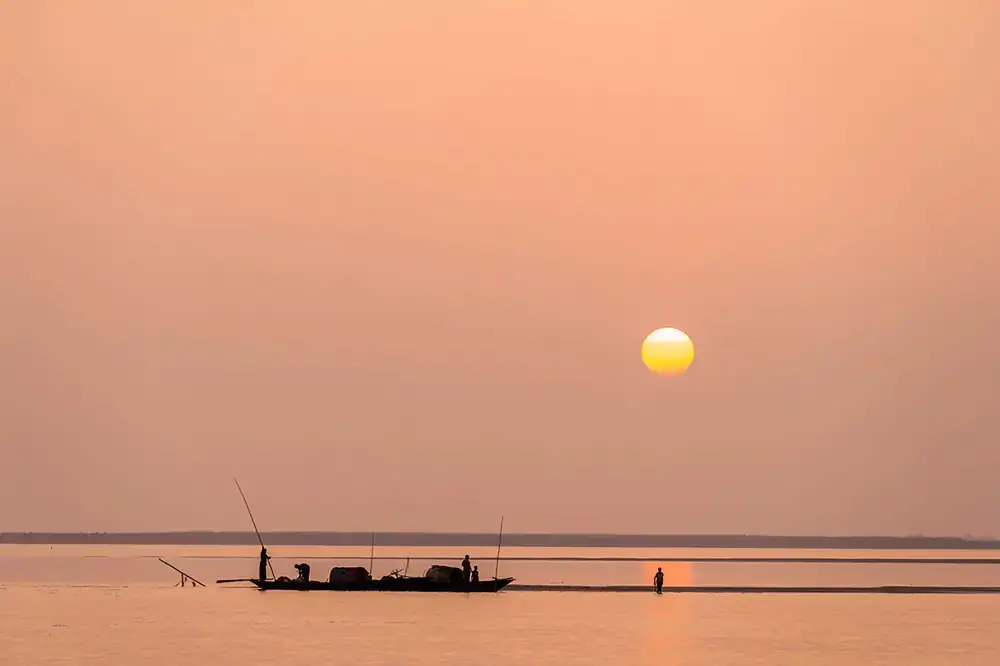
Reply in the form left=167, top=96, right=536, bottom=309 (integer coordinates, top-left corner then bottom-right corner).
left=653, top=567, right=664, bottom=594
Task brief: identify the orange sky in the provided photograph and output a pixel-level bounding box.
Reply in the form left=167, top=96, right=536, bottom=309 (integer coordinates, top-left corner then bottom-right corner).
left=1, top=2, right=998, bottom=534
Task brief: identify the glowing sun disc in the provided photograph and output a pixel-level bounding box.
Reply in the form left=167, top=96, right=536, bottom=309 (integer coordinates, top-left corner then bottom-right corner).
left=641, top=327, right=694, bottom=375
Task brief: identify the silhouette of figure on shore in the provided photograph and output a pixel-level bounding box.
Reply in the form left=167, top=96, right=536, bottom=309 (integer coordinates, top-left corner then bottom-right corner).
left=653, top=567, right=664, bottom=594
left=259, top=547, right=270, bottom=581
left=471, top=566, right=480, bottom=583
left=461, top=555, right=472, bottom=584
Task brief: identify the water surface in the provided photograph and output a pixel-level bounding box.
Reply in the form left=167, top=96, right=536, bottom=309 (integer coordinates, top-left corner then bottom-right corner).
left=2, top=545, right=998, bottom=664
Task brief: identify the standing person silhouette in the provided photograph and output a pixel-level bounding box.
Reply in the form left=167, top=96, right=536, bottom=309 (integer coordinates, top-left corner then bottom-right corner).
left=653, top=567, right=664, bottom=595
left=259, top=547, right=270, bottom=582
left=461, top=555, right=472, bottom=584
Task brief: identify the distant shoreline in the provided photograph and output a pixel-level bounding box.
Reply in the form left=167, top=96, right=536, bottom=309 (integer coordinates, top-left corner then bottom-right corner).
left=2, top=532, right=999, bottom=549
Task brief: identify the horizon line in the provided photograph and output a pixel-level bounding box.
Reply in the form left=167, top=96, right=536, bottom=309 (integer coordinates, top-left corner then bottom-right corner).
left=1, top=530, right=996, bottom=538
left=2, top=530, right=999, bottom=549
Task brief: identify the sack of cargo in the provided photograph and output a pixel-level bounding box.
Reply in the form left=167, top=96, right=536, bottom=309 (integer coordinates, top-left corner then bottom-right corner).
left=329, top=567, right=371, bottom=584
left=424, top=565, right=463, bottom=584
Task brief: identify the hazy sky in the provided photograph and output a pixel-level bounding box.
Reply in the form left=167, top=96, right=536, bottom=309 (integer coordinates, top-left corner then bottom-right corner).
left=2, top=2, right=998, bottom=535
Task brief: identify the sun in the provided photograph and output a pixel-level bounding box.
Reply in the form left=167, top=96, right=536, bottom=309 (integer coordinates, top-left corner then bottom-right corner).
left=641, top=327, right=695, bottom=376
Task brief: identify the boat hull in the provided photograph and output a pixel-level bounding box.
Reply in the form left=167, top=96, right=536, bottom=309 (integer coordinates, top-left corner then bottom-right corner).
left=251, top=577, right=515, bottom=592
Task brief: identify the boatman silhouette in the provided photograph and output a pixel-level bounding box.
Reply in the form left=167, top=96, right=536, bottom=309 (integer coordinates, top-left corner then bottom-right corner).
left=259, top=547, right=270, bottom=581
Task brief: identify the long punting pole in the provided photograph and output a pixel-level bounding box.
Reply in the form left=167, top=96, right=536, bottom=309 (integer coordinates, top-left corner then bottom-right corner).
left=493, top=516, right=504, bottom=591
left=369, top=532, right=376, bottom=578
left=234, top=477, right=276, bottom=581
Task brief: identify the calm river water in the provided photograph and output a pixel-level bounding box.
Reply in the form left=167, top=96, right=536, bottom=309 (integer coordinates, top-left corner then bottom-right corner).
left=2, top=545, right=999, bottom=664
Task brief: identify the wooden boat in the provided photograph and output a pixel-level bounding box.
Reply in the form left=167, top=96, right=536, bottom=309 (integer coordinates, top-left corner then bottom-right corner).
left=224, top=479, right=512, bottom=593
left=220, top=564, right=514, bottom=592
left=250, top=574, right=515, bottom=593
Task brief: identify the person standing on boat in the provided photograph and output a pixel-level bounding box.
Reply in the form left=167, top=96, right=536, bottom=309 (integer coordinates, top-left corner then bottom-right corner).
left=259, top=547, right=270, bottom=582
left=653, top=567, right=664, bottom=595
left=471, top=566, right=480, bottom=584
left=461, top=555, right=472, bottom=584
